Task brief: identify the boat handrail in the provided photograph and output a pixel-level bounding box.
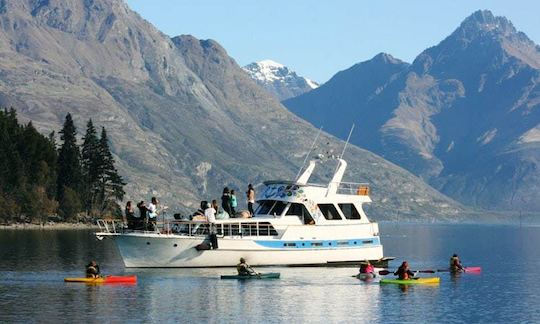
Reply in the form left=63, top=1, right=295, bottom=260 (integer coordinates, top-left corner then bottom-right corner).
left=332, top=182, right=370, bottom=196
left=165, top=220, right=279, bottom=237
left=95, top=219, right=278, bottom=237
left=262, top=180, right=370, bottom=196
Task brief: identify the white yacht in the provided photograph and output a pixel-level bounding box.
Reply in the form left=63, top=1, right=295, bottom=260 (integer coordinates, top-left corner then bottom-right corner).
left=96, top=158, right=390, bottom=267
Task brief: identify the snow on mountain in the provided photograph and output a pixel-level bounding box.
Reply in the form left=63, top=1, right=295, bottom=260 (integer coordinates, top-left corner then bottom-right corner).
left=243, top=60, right=318, bottom=101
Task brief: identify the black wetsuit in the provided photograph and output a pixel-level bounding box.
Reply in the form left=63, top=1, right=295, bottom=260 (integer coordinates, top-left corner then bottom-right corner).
left=394, top=266, right=414, bottom=280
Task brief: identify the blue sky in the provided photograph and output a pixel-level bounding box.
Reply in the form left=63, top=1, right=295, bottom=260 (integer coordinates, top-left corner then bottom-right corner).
left=126, top=0, right=539, bottom=83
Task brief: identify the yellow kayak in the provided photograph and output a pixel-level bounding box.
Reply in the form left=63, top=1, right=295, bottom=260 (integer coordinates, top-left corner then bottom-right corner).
left=380, top=277, right=440, bottom=285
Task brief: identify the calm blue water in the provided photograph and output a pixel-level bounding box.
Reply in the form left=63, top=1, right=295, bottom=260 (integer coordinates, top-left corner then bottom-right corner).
left=1, top=224, right=540, bottom=323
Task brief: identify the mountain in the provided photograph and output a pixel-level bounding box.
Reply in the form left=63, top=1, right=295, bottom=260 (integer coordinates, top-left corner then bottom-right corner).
left=0, top=0, right=468, bottom=220
left=284, top=10, right=540, bottom=212
left=243, top=60, right=318, bottom=101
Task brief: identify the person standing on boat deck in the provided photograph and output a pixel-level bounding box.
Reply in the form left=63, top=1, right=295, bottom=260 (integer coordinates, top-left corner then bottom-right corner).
left=137, top=201, right=147, bottom=229
left=246, top=184, right=255, bottom=216
left=204, top=202, right=218, bottom=249
left=450, top=254, right=464, bottom=272
left=147, top=197, right=159, bottom=231
left=125, top=201, right=136, bottom=229
left=86, top=261, right=100, bottom=278
left=394, top=261, right=415, bottom=280
left=230, top=189, right=237, bottom=216
left=204, top=202, right=216, bottom=224
left=237, top=257, right=255, bottom=276
left=221, top=187, right=233, bottom=216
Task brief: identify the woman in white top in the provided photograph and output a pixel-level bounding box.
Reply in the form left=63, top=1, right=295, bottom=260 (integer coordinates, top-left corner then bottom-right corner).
left=147, top=197, right=159, bottom=230
left=204, top=202, right=216, bottom=223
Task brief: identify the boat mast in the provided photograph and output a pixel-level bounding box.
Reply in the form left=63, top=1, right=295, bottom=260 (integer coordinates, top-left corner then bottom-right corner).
left=340, top=123, right=355, bottom=160
left=295, top=126, right=323, bottom=180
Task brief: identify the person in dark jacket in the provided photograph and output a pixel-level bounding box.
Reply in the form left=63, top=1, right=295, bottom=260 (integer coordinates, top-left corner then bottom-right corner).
left=450, top=254, right=464, bottom=272
left=125, top=201, right=136, bottom=229
left=86, top=261, right=100, bottom=278
left=221, top=187, right=232, bottom=216
left=394, top=261, right=415, bottom=280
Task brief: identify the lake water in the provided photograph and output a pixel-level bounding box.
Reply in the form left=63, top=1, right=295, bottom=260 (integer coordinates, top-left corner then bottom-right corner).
left=1, top=223, right=540, bottom=323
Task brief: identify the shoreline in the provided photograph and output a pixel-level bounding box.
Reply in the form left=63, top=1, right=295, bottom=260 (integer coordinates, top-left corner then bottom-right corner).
left=0, top=222, right=99, bottom=230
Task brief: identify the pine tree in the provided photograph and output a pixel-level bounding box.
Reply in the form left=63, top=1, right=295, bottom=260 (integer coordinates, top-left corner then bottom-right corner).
left=81, top=119, right=100, bottom=214
left=96, top=127, right=125, bottom=216
left=56, top=113, right=82, bottom=220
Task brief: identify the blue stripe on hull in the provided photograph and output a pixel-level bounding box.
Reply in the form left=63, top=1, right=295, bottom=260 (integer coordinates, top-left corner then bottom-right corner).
left=254, top=237, right=381, bottom=249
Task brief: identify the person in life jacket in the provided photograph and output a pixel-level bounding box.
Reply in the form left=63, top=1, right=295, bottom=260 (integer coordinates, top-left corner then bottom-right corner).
left=237, top=257, right=255, bottom=276
left=86, top=261, right=100, bottom=278
left=394, top=261, right=415, bottom=280
left=450, top=254, right=464, bottom=272
left=359, top=260, right=375, bottom=274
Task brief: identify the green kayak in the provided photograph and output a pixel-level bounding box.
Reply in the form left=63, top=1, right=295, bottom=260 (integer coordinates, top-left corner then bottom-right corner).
left=380, top=277, right=440, bottom=285
left=220, top=272, right=280, bottom=280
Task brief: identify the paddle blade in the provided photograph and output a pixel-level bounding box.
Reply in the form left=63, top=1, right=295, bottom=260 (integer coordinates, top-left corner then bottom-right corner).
left=378, top=270, right=392, bottom=275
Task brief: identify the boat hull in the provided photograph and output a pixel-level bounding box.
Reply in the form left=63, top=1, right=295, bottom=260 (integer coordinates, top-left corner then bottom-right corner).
left=110, top=233, right=384, bottom=267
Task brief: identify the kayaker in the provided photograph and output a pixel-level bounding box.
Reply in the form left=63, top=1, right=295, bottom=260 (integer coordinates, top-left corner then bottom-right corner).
left=394, top=261, right=415, bottom=280
left=237, top=257, right=255, bottom=276
left=86, top=261, right=100, bottom=278
left=359, top=260, right=375, bottom=274
left=450, top=254, right=464, bottom=272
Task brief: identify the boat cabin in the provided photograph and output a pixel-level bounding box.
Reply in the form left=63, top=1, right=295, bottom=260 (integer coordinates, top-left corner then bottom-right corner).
left=253, top=159, right=372, bottom=226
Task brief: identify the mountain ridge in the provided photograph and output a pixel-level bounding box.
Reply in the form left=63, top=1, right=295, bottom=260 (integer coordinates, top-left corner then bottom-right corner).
left=0, top=0, right=471, bottom=220
left=284, top=10, right=540, bottom=212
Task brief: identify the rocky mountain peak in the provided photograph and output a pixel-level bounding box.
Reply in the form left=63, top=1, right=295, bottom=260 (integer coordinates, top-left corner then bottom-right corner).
left=459, top=10, right=515, bottom=36
left=243, top=60, right=318, bottom=101
left=371, top=52, right=406, bottom=66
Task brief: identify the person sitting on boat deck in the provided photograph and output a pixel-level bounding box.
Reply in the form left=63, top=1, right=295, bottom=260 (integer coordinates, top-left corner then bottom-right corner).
left=191, top=201, right=207, bottom=219
left=359, top=260, right=375, bottom=274
left=394, top=261, right=415, bottom=280
left=237, top=257, right=255, bottom=276
left=86, top=261, right=100, bottom=278
left=450, top=254, right=464, bottom=272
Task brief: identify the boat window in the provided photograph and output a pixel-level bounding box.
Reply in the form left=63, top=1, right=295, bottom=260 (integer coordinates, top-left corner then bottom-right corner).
left=255, top=200, right=275, bottom=215
left=286, top=203, right=315, bottom=225
left=269, top=201, right=287, bottom=216
left=338, top=203, right=361, bottom=219
left=317, top=204, right=342, bottom=220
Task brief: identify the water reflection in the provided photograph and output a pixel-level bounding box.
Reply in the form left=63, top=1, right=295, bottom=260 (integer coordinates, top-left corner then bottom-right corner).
left=2, top=225, right=540, bottom=322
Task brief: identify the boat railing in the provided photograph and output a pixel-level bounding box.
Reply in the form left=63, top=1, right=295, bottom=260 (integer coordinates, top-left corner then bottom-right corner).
left=96, top=219, right=159, bottom=234
left=96, top=219, right=278, bottom=237
left=167, top=221, right=278, bottom=237
left=333, top=182, right=370, bottom=196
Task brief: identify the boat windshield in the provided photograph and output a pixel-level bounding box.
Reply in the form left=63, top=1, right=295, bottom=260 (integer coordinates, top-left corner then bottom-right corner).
left=286, top=203, right=315, bottom=224
left=256, top=200, right=288, bottom=216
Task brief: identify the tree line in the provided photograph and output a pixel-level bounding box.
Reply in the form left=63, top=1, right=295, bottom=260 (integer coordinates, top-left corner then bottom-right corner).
left=0, top=108, right=125, bottom=224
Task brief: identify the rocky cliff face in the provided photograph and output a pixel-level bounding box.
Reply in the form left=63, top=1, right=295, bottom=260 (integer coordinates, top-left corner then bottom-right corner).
left=284, top=10, right=540, bottom=212
left=243, top=60, right=318, bottom=101
left=0, top=0, right=466, bottom=220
